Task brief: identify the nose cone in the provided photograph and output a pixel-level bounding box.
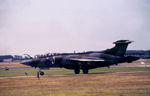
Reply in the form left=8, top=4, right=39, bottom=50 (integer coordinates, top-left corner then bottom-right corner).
left=133, top=56, right=140, bottom=61
left=21, top=60, right=32, bottom=66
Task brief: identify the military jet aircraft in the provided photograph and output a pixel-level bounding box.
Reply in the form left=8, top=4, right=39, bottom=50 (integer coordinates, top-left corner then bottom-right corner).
left=21, top=40, right=139, bottom=79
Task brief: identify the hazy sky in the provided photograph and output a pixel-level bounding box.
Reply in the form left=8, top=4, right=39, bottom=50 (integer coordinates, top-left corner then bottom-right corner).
left=0, top=0, right=150, bottom=56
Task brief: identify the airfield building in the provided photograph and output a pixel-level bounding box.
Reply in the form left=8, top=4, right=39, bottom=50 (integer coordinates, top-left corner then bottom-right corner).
left=125, top=50, right=150, bottom=59
left=0, top=55, right=13, bottom=62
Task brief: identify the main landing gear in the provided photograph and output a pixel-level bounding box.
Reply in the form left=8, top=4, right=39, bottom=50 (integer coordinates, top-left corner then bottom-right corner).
left=74, top=68, right=89, bottom=74
left=74, top=68, right=80, bottom=74
left=82, top=69, right=88, bottom=74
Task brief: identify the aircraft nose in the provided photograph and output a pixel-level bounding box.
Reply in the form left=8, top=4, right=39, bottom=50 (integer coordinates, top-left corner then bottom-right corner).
left=134, top=56, right=140, bottom=61
left=21, top=60, right=32, bottom=66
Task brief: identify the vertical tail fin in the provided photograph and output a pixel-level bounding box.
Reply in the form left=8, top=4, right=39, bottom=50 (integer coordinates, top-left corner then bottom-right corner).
left=103, top=40, right=133, bottom=57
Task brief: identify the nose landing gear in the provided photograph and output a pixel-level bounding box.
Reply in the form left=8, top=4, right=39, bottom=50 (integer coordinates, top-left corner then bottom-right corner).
left=40, top=71, right=44, bottom=76
left=37, top=69, right=44, bottom=80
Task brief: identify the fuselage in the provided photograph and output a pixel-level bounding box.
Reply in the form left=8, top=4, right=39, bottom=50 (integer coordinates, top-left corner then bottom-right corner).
left=45, top=52, right=122, bottom=69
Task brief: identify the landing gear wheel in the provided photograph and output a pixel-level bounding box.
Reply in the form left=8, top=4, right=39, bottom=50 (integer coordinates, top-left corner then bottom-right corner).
left=40, top=71, right=44, bottom=76
left=82, top=69, right=88, bottom=74
left=74, top=69, right=80, bottom=74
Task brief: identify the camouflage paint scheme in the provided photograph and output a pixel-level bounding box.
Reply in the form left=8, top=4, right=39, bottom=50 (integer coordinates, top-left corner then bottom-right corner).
left=21, top=40, right=139, bottom=75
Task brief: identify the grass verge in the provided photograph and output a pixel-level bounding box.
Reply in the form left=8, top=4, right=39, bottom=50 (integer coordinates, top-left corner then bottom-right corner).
left=0, top=67, right=150, bottom=77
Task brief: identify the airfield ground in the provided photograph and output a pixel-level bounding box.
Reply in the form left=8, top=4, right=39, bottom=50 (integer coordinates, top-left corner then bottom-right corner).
left=0, top=60, right=150, bottom=96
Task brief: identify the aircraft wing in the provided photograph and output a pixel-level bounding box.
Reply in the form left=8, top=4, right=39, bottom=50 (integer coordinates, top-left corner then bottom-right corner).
left=69, top=58, right=105, bottom=62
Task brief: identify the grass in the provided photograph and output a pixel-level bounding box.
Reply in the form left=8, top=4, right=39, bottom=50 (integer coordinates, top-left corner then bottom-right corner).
left=147, top=59, right=150, bottom=63
left=0, top=71, right=150, bottom=96
left=90, top=67, right=150, bottom=73
left=0, top=67, right=150, bottom=96
left=0, top=67, right=150, bottom=77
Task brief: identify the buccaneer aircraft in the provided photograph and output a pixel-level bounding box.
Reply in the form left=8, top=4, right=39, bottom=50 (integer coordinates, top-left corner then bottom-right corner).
left=21, top=40, right=139, bottom=79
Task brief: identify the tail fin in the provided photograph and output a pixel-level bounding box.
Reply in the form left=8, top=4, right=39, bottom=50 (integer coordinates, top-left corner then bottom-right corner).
left=103, top=40, right=133, bottom=57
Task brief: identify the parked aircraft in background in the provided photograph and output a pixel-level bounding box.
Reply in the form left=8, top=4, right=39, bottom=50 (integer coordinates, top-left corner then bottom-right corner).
left=21, top=40, right=139, bottom=79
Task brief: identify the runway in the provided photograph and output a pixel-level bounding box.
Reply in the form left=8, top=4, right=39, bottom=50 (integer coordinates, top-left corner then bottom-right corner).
left=115, top=62, right=150, bottom=67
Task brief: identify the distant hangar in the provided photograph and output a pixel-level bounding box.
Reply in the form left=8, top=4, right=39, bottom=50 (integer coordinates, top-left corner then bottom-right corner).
left=125, top=50, right=150, bottom=59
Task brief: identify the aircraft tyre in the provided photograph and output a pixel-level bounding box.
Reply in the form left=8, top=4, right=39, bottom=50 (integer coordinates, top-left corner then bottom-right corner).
left=40, top=71, right=44, bottom=76
left=74, top=69, right=80, bottom=74
left=82, top=69, right=88, bottom=74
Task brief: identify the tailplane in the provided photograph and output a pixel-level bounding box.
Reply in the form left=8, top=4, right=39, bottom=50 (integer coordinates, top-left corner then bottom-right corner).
left=102, top=40, right=133, bottom=57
